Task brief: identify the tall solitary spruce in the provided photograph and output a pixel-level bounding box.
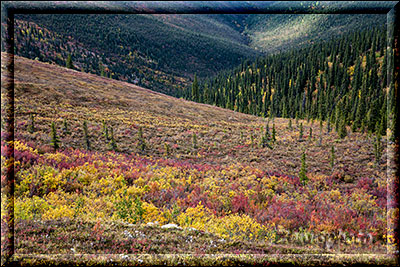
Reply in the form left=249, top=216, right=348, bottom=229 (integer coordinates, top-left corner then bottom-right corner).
left=50, top=121, right=60, bottom=152
left=299, top=123, right=303, bottom=141
left=102, top=120, right=109, bottom=140
left=109, top=126, right=117, bottom=151
left=327, top=116, right=331, bottom=133
left=272, top=124, right=276, bottom=143
left=138, top=127, right=146, bottom=151
left=260, top=124, right=272, bottom=149
left=192, top=133, right=198, bottom=149
left=66, top=54, right=74, bottom=69
left=63, top=118, right=70, bottom=135
left=338, top=116, right=347, bottom=139
left=164, top=142, right=171, bottom=156
left=288, top=119, right=292, bottom=130
left=83, top=120, right=90, bottom=151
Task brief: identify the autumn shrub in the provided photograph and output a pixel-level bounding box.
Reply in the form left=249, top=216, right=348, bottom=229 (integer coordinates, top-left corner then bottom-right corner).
left=177, top=202, right=276, bottom=242
left=231, top=193, right=249, bottom=214
left=15, top=196, right=49, bottom=221
left=114, top=192, right=145, bottom=224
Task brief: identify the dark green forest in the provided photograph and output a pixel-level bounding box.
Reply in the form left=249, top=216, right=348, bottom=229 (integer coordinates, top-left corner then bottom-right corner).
left=183, top=25, right=394, bottom=138
left=10, top=14, right=258, bottom=95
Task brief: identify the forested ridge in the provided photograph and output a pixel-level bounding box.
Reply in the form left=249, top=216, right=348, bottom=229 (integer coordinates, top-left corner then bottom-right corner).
left=184, top=25, right=394, bottom=138
left=9, top=14, right=259, bottom=95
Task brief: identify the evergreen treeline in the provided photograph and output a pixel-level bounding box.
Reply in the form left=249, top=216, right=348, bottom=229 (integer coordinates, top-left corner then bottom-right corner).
left=184, top=25, right=392, bottom=136
left=9, top=14, right=258, bottom=96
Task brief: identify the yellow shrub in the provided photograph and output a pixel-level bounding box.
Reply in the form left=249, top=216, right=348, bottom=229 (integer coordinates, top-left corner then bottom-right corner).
left=45, top=152, right=70, bottom=163
left=211, top=213, right=276, bottom=242
left=177, top=202, right=211, bottom=231
left=177, top=202, right=276, bottom=243
left=126, top=185, right=145, bottom=197
left=16, top=172, right=33, bottom=196
left=142, top=201, right=167, bottom=224
left=42, top=191, right=75, bottom=220
left=43, top=205, right=74, bottom=220
left=15, top=196, right=49, bottom=220
left=13, top=140, right=38, bottom=154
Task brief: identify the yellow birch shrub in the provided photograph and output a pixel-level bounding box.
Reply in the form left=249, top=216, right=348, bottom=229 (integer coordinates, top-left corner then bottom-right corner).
left=15, top=196, right=49, bottom=220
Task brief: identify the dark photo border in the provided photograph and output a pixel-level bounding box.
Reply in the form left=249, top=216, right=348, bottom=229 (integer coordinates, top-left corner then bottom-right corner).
left=1, top=1, right=399, bottom=266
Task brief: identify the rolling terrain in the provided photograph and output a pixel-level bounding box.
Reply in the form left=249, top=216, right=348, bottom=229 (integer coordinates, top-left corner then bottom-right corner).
left=8, top=1, right=396, bottom=96
left=1, top=53, right=391, bottom=264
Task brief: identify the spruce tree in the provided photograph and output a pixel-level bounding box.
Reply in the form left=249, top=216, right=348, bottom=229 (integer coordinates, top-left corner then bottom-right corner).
left=164, top=142, right=171, bottom=156
left=259, top=125, right=272, bottom=149
left=192, top=133, right=198, bottom=149
left=377, top=115, right=386, bottom=137
left=83, top=120, right=90, bottom=150
left=288, top=118, right=292, bottom=130
left=338, top=116, right=347, bottom=139
left=138, top=127, right=146, bottom=151
left=299, top=123, right=303, bottom=141
left=66, top=54, right=74, bottom=69
left=102, top=120, right=109, bottom=140
left=319, top=120, right=323, bottom=133
left=50, top=122, right=60, bottom=152
left=63, top=118, right=70, bottom=135
left=272, top=124, right=276, bottom=143
left=109, top=126, right=117, bottom=151
left=309, top=127, right=313, bottom=141
left=335, top=107, right=340, bottom=133
left=327, top=115, right=332, bottom=133
left=203, top=84, right=209, bottom=104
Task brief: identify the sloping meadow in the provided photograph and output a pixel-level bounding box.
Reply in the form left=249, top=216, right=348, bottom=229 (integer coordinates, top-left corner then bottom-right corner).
left=1, top=54, right=389, bottom=257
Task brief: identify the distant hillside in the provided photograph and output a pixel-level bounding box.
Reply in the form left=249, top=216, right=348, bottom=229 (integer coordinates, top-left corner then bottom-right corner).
left=12, top=13, right=259, bottom=95
left=243, top=1, right=389, bottom=53
left=7, top=1, right=395, bottom=96
left=245, top=13, right=387, bottom=53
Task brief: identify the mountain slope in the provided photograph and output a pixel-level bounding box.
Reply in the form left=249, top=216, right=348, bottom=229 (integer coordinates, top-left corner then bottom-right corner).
left=12, top=13, right=260, bottom=95
left=7, top=53, right=386, bottom=180
left=2, top=53, right=389, bottom=259
left=245, top=13, right=387, bottom=53
left=243, top=1, right=391, bottom=52
left=9, top=1, right=396, bottom=96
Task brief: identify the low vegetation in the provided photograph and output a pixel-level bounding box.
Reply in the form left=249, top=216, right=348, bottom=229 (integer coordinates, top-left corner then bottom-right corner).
left=1, top=54, right=392, bottom=265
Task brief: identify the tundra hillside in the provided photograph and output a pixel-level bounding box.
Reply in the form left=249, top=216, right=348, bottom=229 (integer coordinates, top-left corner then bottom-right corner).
left=1, top=53, right=391, bottom=265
